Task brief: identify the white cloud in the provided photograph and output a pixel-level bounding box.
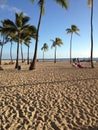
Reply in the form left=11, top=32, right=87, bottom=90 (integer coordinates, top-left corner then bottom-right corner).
left=0, top=4, right=27, bottom=15
left=0, top=4, right=7, bottom=9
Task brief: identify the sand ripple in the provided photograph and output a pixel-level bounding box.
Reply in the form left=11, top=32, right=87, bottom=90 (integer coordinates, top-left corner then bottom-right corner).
left=0, top=62, right=98, bottom=130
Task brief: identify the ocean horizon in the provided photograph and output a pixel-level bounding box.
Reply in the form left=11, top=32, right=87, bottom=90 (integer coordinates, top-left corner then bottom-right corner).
left=2, top=57, right=98, bottom=62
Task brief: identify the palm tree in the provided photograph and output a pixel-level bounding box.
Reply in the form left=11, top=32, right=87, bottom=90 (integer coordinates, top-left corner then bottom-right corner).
left=66, top=25, right=79, bottom=64
left=23, top=36, right=31, bottom=65
left=20, top=43, right=24, bottom=62
left=88, top=0, right=94, bottom=68
left=5, top=32, right=16, bottom=63
left=3, top=12, right=36, bottom=68
left=9, top=38, right=13, bottom=62
left=0, top=41, right=4, bottom=65
left=20, top=27, right=37, bottom=64
left=26, top=41, right=30, bottom=64
left=21, top=26, right=36, bottom=64
left=0, top=21, right=7, bottom=65
left=41, top=43, right=48, bottom=62
left=29, top=0, right=68, bottom=70
left=51, top=37, right=63, bottom=63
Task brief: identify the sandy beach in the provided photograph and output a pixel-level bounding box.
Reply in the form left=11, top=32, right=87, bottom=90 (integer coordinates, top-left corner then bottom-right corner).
left=0, top=61, right=98, bottom=130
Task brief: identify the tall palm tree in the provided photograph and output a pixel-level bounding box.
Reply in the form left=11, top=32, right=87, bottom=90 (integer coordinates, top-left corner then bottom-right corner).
left=0, top=21, right=7, bottom=65
left=6, top=32, right=16, bottom=62
left=41, top=43, right=48, bottom=62
left=20, top=27, right=37, bottom=64
left=88, top=0, right=94, bottom=68
left=29, top=0, right=68, bottom=70
left=51, top=37, right=63, bottom=63
left=66, top=25, right=79, bottom=64
left=22, top=35, right=31, bottom=65
left=0, top=41, right=4, bottom=65
left=9, top=38, right=13, bottom=62
left=26, top=40, right=31, bottom=65
left=3, top=12, right=36, bottom=68
left=20, top=43, right=24, bottom=62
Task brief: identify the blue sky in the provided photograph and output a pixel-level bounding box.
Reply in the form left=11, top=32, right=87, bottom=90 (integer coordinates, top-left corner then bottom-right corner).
left=0, top=0, right=98, bottom=59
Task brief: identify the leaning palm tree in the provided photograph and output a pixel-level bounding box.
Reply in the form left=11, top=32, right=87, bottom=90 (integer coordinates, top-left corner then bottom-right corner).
left=66, top=25, right=80, bottom=64
left=29, top=0, right=68, bottom=70
left=88, top=0, right=94, bottom=68
left=41, top=43, right=48, bottom=62
left=51, top=37, right=63, bottom=63
left=3, top=12, right=36, bottom=68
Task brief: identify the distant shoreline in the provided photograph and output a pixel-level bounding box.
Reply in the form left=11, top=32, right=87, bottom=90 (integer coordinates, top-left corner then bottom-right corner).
left=2, top=57, right=98, bottom=62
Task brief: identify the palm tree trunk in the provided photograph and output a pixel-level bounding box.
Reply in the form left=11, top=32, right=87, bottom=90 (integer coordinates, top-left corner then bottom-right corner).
left=0, top=45, right=3, bottom=65
left=54, top=46, right=56, bottom=63
left=43, top=51, right=44, bottom=62
left=70, top=33, right=73, bottom=64
left=15, top=33, right=20, bottom=68
left=21, top=43, right=24, bottom=63
left=10, top=41, right=13, bottom=62
left=90, top=0, right=94, bottom=68
left=27, top=46, right=29, bottom=64
left=29, top=2, right=43, bottom=70
left=0, top=36, right=4, bottom=65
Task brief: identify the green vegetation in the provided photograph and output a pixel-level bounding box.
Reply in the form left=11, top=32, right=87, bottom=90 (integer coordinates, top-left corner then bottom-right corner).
left=66, top=25, right=80, bottom=64
left=29, top=0, right=68, bottom=70
left=0, top=12, right=37, bottom=68
left=0, top=0, right=96, bottom=69
left=41, top=43, right=48, bottom=62
left=51, top=37, right=63, bottom=63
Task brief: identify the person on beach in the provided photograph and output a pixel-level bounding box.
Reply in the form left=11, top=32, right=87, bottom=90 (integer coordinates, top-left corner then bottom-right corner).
left=18, top=65, right=21, bottom=70
left=72, top=59, right=77, bottom=67
left=76, top=58, right=84, bottom=68
left=72, top=58, right=84, bottom=68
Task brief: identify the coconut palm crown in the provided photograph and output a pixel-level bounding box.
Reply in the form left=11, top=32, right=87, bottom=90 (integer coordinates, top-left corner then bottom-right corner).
left=41, top=43, right=48, bottom=62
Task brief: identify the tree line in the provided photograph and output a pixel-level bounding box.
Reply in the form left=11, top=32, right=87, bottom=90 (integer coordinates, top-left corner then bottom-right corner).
left=0, top=0, right=94, bottom=70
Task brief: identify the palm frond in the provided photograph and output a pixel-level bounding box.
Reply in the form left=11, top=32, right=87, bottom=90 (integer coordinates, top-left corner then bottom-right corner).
left=88, top=0, right=92, bottom=7
left=2, top=19, right=16, bottom=28
left=15, top=12, right=30, bottom=28
left=22, top=25, right=37, bottom=39
left=22, top=16, right=30, bottom=26
left=66, top=28, right=72, bottom=34
left=38, top=0, right=45, bottom=15
left=41, top=43, right=48, bottom=51
left=51, top=37, right=63, bottom=48
left=15, top=12, right=22, bottom=27
left=56, top=37, right=63, bottom=46
left=71, top=25, right=80, bottom=35
left=55, top=0, right=68, bottom=9
left=75, top=32, right=80, bottom=36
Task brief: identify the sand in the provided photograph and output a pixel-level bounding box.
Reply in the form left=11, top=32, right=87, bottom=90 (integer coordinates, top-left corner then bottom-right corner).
left=0, top=61, right=98, bottom=130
